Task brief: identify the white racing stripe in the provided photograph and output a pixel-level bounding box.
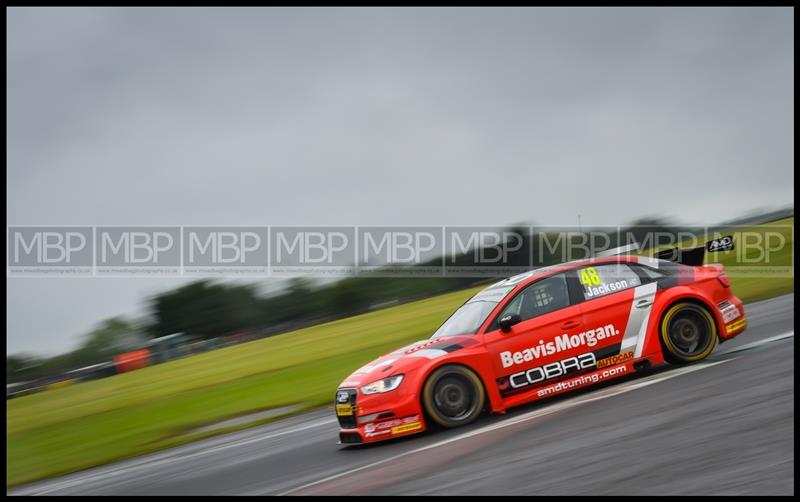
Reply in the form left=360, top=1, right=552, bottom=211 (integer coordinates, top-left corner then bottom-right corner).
left=408, top=348, right=448, bottom=359
left=635, top=256, right=661, bottom=269
left=279, top=359, right=734, bottom=496
left=619, top=282, right=658, bottom=357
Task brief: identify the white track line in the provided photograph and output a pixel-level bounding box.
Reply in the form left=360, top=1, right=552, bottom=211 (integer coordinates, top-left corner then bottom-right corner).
left=18, top=417, right=337, bottom=496
left=719, top=331, right=793, bottom=355
left=280, top=359, right=734, bottom=496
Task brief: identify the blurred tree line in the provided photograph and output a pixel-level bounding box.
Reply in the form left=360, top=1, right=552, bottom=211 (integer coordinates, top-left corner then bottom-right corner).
left=148, top=275, right=481, bottom=339
left=8, top=219, right=696, bottom=384
left=6, top=276, right=477, bottom=383
left=7, top=317, right=146, bottom=384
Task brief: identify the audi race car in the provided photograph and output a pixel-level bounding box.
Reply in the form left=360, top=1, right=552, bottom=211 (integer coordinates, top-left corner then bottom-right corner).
left=334, top=240, right=747, bottom=444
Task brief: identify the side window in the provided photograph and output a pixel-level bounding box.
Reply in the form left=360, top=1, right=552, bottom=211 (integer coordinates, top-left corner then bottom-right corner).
left=578, top=264, right=642, bottom=301
left=496, top=273, right=571, bottom=325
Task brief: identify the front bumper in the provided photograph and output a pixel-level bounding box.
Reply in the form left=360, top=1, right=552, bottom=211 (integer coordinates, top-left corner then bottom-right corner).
left=335, top=386, right=426, bottom=444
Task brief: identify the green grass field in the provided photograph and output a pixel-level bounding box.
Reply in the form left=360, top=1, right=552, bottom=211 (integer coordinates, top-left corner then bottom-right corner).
left=7, top=287, right=484, bottom=487
left=6, top=218, right=793, bottom=487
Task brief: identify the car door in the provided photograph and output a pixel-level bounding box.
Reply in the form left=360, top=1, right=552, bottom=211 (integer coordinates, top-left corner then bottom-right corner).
left=573, top=262, right=653, bottom=365
left=482, top=273, right=586, bottom=399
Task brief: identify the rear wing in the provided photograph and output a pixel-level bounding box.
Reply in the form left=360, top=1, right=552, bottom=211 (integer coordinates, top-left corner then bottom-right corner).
left=654, top=235, right=734, bottom=266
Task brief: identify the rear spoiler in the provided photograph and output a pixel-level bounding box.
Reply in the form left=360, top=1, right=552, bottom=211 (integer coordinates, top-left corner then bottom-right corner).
left=654, top=235, right=734, bottom=266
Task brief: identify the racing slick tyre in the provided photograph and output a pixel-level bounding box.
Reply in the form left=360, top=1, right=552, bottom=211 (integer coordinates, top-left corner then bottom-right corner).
left=422, top=364, right=485, bottom=428
left=660, top=302, right=718, bottom=364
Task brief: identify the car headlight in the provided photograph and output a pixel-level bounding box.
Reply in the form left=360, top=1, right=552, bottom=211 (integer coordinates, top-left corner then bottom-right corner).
left=360, top=374, right=404, bottom=395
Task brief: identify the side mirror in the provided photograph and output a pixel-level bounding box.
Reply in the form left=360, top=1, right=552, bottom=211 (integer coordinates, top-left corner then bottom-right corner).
left=499, top=314, right=522, bottom=333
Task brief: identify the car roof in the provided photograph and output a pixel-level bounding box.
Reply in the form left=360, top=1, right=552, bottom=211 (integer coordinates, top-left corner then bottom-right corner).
left=485, top=255, right=657, bottom=293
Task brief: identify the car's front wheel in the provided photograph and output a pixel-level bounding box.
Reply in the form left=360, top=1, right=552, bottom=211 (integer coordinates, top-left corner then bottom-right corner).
left=660, top=302, right=718, bottom=364
left=422, top=365, right=485, bottom=428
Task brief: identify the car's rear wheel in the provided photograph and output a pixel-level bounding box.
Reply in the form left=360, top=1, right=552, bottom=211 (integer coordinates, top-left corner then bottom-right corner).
left=660, top=302, right=717, bottom=364
left=422, top=365, right=485, bottom=428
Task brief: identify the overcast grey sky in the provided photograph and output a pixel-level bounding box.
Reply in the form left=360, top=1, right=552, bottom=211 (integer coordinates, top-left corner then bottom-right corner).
left=7, top=7, right=793, bottom=355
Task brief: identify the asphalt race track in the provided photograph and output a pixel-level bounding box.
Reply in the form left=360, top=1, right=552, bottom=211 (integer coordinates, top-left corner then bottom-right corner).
left=9, top=294, right=794, bottom=496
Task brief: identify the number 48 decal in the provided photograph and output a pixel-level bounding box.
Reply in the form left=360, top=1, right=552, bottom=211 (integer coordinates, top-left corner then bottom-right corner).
left=580, top=267, right=602, bottom=286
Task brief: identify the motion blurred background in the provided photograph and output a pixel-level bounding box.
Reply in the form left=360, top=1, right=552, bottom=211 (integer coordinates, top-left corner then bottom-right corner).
left=6, top=7, right=794, bottom=490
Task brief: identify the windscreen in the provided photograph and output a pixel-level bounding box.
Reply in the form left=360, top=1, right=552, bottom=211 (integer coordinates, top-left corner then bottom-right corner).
left=430, top=285, right=514, bottom=339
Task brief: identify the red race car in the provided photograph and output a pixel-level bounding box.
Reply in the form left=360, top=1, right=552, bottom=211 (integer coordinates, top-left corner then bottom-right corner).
left=334, top=242, right=747, bottom=444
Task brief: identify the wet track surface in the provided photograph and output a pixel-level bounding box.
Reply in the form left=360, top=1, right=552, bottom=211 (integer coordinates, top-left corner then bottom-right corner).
left=9, top=294, right=794, bottom=495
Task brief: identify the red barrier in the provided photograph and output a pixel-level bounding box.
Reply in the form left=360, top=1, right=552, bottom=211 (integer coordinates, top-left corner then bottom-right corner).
left=114, top=349, right=151, bottom=373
